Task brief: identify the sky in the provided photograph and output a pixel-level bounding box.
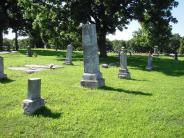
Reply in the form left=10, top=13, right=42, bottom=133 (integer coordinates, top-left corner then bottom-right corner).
left=4, top=0, right=184, bottom=40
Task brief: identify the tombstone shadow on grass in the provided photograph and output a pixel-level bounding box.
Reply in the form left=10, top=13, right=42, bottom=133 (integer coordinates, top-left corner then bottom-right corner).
left=130, top=78, right=149, bottom=82
left=100, top=86, right=152, bottom=96
left=0, top=78, right=15, bottom=84
left=33, top=106, right=62, bottom=119
left=127, top=55, right=184, bottom=76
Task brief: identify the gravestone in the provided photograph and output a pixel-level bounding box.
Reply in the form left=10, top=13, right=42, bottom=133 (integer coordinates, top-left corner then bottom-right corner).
left=174, top=51, right=178, bottom=60
left=22, top=78, right=45, bottom=115
left=0, top=57, right=7, bottom=79
left=27, top=46, right=33, bottom=57
left=146, top=52, right=153, bottom=70
left=118, top=47, right=131, bottom=79
left=65, top=43, right=73, bottom=65
left=153, top=46, right=159, bottom=56
left=80, top=23, right=105, bottom=88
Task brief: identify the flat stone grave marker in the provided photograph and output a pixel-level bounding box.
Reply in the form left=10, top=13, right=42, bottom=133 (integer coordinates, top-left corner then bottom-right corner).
left=9, top=64, right=63, bottom=74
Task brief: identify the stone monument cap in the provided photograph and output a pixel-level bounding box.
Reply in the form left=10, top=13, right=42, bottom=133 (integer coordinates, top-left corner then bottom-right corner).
left=29, top=78, right=41, bottom=81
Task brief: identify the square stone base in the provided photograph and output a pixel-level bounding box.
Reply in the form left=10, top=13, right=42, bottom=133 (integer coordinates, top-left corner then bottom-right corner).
left=64, top=60, right=73, bottom=65
left=118, top=69, right=131, bottom=79
left=0, top=73, right=7, bottom=79
left=22, top=98, right=45, bottom=115
left=81, top=73, right=105, bottom=88
left=146, top=66, right=152, bottom=70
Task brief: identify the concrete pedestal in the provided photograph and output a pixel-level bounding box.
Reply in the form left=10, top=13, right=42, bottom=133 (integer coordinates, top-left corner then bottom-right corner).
left=23, top=98, right=45, bottom=115
left=81, top=73, right=105, bottom=88
left=118, top=69, right=131, bottom=79
left=0, top=73, right=7, bottom=79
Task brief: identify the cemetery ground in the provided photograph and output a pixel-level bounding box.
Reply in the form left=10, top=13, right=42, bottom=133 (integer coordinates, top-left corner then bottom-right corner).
left=0, top=49, right=184, bottom=138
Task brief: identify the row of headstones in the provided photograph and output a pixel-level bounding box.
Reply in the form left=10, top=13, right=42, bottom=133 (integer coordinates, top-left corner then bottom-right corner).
left=0, top=23, right=153, bottom=83
left=27, top=43, right=74, bottom=65
left=0, top=24, right=153, bottom=115
left=22, top=24, right=153, bottom=115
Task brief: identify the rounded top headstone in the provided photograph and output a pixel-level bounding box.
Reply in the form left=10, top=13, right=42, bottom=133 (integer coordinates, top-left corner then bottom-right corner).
left=29, top=78, right=41, bottom=81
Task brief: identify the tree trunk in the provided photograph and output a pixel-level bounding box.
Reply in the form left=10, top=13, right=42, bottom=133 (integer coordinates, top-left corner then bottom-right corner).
left=98, top=31, right=107, bottom=58
left=0, top=29, right=3, bottom=51
left=15, top=29, right=19, bottom=51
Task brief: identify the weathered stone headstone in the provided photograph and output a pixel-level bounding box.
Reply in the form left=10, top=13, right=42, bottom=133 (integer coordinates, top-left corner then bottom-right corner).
left=118, top=47, right=131, bottom=79
left=174, top=51, right=178, bottom=60
left=81, top=23, right=105, bottom=88
left=146, top=52, right=153, bottom=70
left=27, top=46, right=32, bottom=57
left=22, top=78, right=45, bottom=115
left=0, top=57, right=7, bottom=79
left=65, top=43, right=73, bottom=65
left=153, top=46, right=159, bottom=56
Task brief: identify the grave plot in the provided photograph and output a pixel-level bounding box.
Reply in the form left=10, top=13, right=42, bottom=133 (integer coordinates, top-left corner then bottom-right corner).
left=9, top=64, right=63, bottom=74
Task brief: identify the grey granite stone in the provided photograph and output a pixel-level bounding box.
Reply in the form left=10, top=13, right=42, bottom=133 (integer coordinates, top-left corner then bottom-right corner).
left=9, top=64, right=63, bottom=73
left=80, top=23, right=105, bottom=88
left=0, top=56, right=7, bottom=79
left=153, top=46, right=159, bottom=56
left=22, top=98, right=44, bottom=115
left=118, top=47, right=131, bottom=79
left=22, top=78, right=45, bottom=115
left=146, top=52, right=153, bottom=70
left=27, top=46, right=32, bottom=57
left=65, top=43, right=73, bottom=65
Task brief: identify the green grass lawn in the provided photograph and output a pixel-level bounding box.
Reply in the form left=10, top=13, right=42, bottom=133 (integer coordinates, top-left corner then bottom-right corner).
left=0, top=49, right=184, bottom=138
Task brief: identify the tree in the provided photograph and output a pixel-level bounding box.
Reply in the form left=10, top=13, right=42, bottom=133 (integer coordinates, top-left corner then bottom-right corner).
left=138, top=0, right=178, bottom=52
left=132, top=27, right=152, bottom=52
left=167, top=34, right=181, bottom=53
left=8, top=0, right=26, bottom=51
left=18, top=0, right=81, bottom=50
left=67, top=0, right=138, bottom=57
left=66, top=0, right=178, bottom=57
left=179, top=37, right=184, bottom=54
left=0, top=1, right=12, bottom=51
left=111, top=40, right=126, bottom=52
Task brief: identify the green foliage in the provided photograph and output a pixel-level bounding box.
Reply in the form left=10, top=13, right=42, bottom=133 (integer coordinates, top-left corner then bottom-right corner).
left=138, top=0, right=178, bottom=52
left=0, top=50, right=184, bottom=137
left=18, top=0, right=81, bottom=50
left=111, top=40, right=126, bottom=52
left=167, top=34, right=181, bottom=53
left=179, top=37, right=184, bottom=54
left=132, top=28, right=152, bottom=52
left=18, top=38, right=31, bottom=49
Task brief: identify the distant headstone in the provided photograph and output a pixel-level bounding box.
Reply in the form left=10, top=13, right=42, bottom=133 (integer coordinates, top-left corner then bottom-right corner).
left=65, top=43, right=73, bottom=65
left=0, top=57, right=7, bottom=79
left=118, top=47, right=131, bottom=79
left=27, top=46, right=32, bottom=57
left=174, top=51, right=178, bottom=60
left=153, top=46, right=159, bottom=56
left=146, top=52, right=153, bottom=70
left=22, top=78, right=45, bottom=115
left=81, top=23, right=105, bottom=88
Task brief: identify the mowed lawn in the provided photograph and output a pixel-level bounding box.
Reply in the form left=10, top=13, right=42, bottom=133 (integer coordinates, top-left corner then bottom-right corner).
left=0, top=49, right=184, bottom=138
